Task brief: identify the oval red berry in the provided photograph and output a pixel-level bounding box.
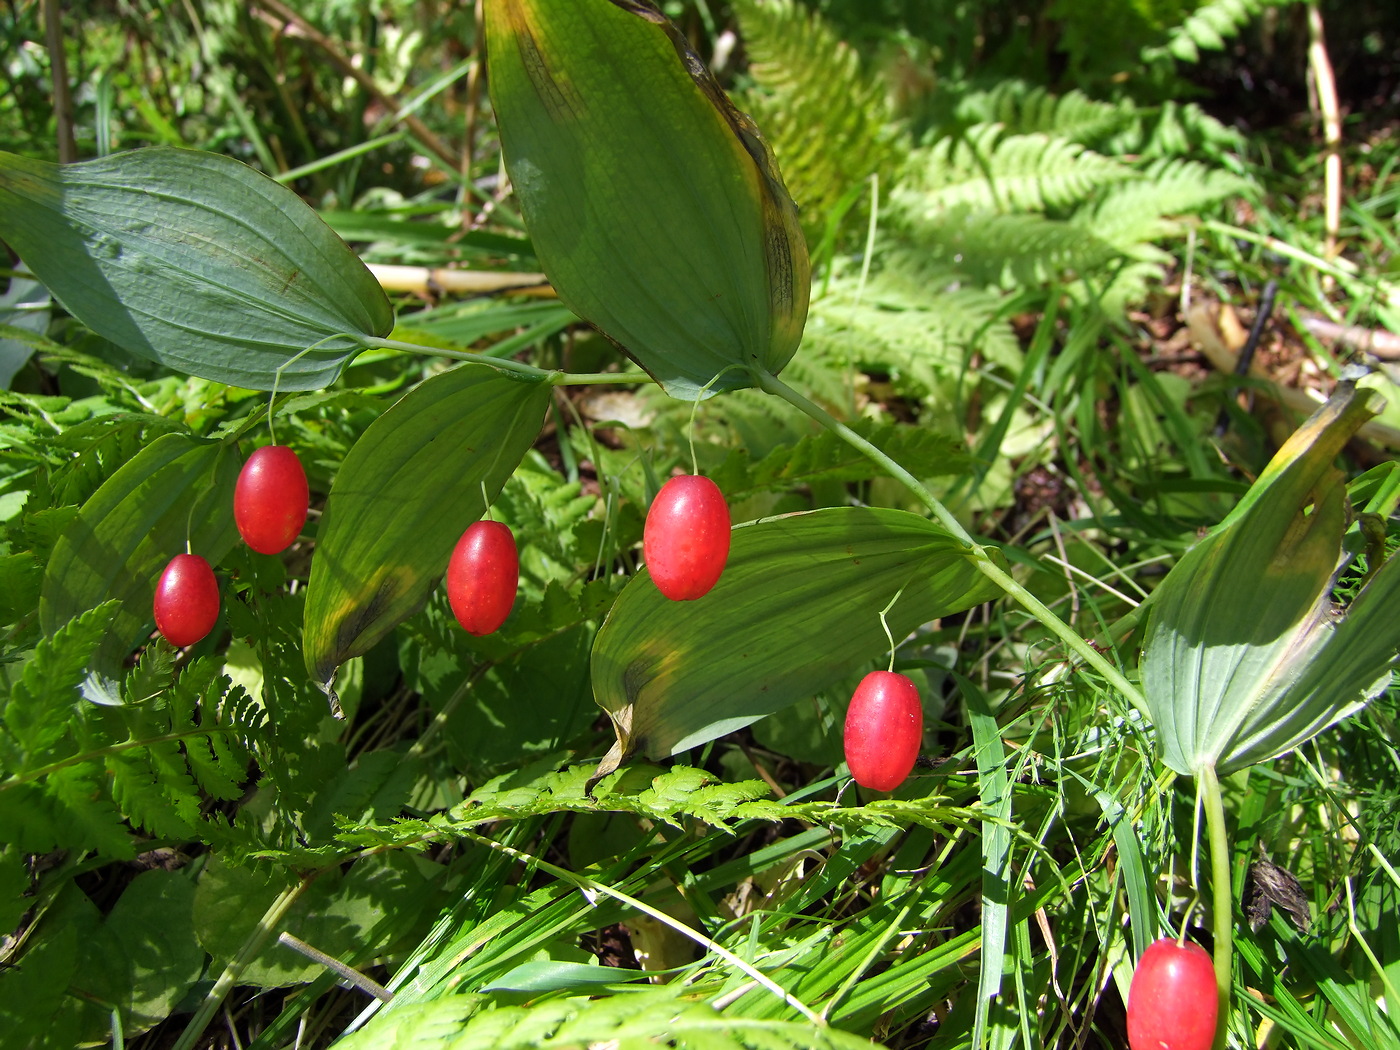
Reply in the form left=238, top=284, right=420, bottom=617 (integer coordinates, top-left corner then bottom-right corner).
left=1127, top=938, right=1218, bottom=1050
left=153, top=553, right=220, bottom=647
left=234, top=445, right=309, bottom=555
left=843, top=670, right=923, bottom=791
left=643, top=475, right=730, bottom=601
left=446, top=520, right=519, bottom=636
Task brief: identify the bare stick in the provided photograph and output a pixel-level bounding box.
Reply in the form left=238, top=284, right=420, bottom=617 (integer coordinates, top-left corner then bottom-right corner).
left=1307, top=2, right=1343, bottom=274
left=278, top=932, right=394, bottom=1003
left=43, top=0, right=77, bottom=163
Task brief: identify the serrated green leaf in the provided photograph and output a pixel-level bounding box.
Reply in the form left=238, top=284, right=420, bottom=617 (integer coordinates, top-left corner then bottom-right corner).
left=39, top=432, right=240, bottom=673
left=48, top=763, right=133, bottom=858
left=336, top=982, right=881, bottom=1050
left=591, top=507, right=1000, bottom=770
left=301, top=747, right=418, bottom=841
left=3, top=601, right=119, bottom=757
left=0, top=148, right=392, bottom=390
left=485, top=0, right=809, bottom=400
left=303, top=364, right=551, bottom=691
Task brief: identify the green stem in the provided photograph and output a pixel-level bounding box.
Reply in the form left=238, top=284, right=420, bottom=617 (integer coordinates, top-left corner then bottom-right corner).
left=755, top=369, right=1148, bottom=710
left=362, top=335, right=551, bottom=378
left=552, top=370, right=654, bottom=386
left=171, top=877, right=312, bottom=1050
left=1198, top=764, right=1232, bottom=1050
left=362, top=335, right=652, bottom=388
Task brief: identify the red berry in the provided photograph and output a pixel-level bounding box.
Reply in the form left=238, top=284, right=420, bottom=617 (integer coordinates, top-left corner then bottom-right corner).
left=153, top=553, right=220, bottom=647
left=1127, top=938, right=1218, bottom=1050
left=234, top=445, right=309, bottom=555
left=643, top=475, right=730, bottom=601
left=446, top=520, right=519, bottom=636
left=843, top=670, right=923, bottom=791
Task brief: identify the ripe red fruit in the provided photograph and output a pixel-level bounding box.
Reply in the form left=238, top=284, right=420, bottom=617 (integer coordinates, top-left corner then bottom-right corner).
left=643, top=475, right=730, bottom=601
left=446, top=520, right=519, bottom=636
left=234, top=445, right=309, bottom=555
left=1127, top=938, right=1218, bottom=1050
left=843, top=670, right=923, bottom=791
left=153, top=553, right=220, bottom=647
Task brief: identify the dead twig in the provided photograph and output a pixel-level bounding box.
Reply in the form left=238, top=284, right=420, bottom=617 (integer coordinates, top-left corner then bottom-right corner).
left=367, top=263, right=552, bottom=297
left=1306, top=2, right=1343, bottom=279
left=43, top=0, right=77, bottom=163
left=1300, top=316, right=1400, bottom=360
left=1187, top=302, right=1400, bottom=449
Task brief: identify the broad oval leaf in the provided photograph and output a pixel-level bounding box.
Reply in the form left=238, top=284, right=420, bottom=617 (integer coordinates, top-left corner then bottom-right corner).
left=1142, top=382, right=1398, bottom=775
left=303, top=364, right=552, bottom=692
left=591, top=507, right=1000, bottom=772
left=0, top=148, right=393, bottom=390
left=485, top=0, right=810, bottom=400
left=40, top=432, right=240, bottom=673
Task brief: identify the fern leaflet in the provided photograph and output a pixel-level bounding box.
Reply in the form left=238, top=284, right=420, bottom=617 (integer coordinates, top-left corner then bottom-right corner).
left=901, top=124, right=1134, bottom=214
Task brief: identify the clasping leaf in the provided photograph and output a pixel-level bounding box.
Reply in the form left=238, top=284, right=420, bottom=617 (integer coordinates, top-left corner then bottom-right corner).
left=1141, top=380, right=1399, bottom=775
left=0, top=148, right=393, bottom=391
left=485, top=0, right=810, bottom=399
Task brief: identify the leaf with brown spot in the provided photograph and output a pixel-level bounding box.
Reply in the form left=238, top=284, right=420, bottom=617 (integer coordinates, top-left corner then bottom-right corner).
left=591, top=507, right=1000, bottom=775
left=303, top=365, right=551, bottom=692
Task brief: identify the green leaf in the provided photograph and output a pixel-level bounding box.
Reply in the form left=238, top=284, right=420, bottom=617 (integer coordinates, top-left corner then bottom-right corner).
left=39, top=432, right=240, bottom=673
left=963, top=675, right=1011, bottom=1050
left=303, top=364, right=551, bottom=691
left=591, top=507, right=999, bottom=771
left=98, top=869, right=203, bottom=1033
left=0, top=148, right=393, bottom=390
left=0, top=891, right=84, bottom=1050
left=195, top=852, right=435, bottom=988
left=336, top=984, right=882, bottom=1050
left=1142, top=381, right=1399, bottom=775
left=481, top=960, right=645, bottom=993
left=0, top=273, right=48, bottom=388
left=485, top=0, right=809, bottom=399
left=3, top=601, right=119, bottom=758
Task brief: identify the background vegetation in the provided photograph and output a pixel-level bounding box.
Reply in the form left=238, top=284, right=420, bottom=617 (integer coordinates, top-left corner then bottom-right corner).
left=2, top=0, right=1399, bottom=1048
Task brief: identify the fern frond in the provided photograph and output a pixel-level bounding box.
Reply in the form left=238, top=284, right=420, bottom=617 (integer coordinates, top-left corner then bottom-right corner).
left=900, top=124, right=1134, bottom=214
left=1079, top=158, right=1252, bottom=249
left=499, top=453, right=597, bottom=571
left=0, top=639, right=257, bottom=856
left=2, top=602, right=119, bottom=760
left=334, top=985, right=882, bottom=1050
left=48, top=764, right=134, bottom=858
left=1144, top=0, right=1269, bottom=64
left=896, top=206, right=1123, bottom=291
left=331, top=761, right=971, bottom=853
left=806, top=263, right=1021, bottom=395
left=954, top=82, right=1133, bottom=144
left=732, top=0, right=905, bottom=238
left=1134, top=100, right=1247, bottom=158
left=50, top=415, right=181, bottom=509
left=109, top=747, right=201, bottom=840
